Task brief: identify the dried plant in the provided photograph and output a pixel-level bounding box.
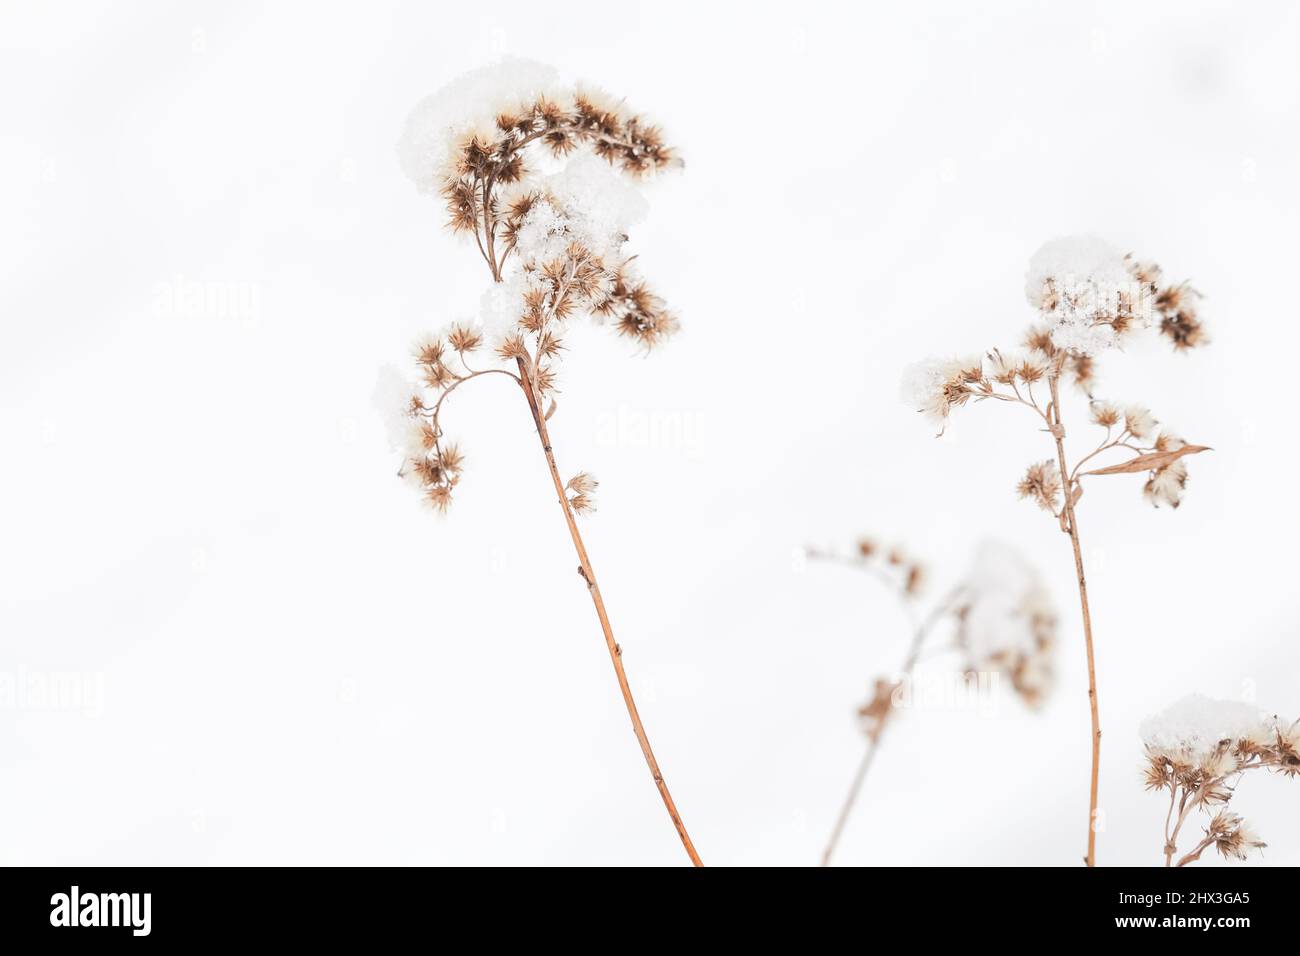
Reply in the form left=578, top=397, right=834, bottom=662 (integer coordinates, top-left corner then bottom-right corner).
left=808, top=537, right=1057, bottom=865
left=383, top=62, right=700, bottom=865
left=1141, top=695, right=1300, bottom=866
left=902, top=237, right=1211, bottom=866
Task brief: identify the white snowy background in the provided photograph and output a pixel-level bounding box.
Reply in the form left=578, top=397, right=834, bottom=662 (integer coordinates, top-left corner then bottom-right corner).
left=2, top=1, right=1297, bottom=866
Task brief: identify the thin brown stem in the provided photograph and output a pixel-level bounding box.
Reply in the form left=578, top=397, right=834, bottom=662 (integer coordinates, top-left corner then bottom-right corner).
left=1175, top=836, right=1214, bottom=867
left=479, top=175, right=500, bottom=281
left=821, top=740, right=882, bottom=868
left=1162, top=786, right=1178, bottom=866
left=462, top=168, right=701, bottom=865
left=514, top=355, right=702, bottom=866
left=1048, top=374, right=1101, bottom=867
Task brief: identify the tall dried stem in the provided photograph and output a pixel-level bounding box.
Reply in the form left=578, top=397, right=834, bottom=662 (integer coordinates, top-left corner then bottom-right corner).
left=397, top=82, right=699, bottom=862
left=1048, top=374, right=1101, bottom=867
left=514, top=354, right=702, bottom=865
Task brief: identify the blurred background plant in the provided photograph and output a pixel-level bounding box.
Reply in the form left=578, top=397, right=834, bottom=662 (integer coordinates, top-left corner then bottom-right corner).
left=807, top=537, right=1056, bottom=865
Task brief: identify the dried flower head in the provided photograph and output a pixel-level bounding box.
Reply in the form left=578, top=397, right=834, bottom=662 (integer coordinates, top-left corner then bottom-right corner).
left=1206, top=812, right=1266, bottom=862
left=899, top=356, right=987, bottom=430
left=1017, top=460, right=1062, bottom=513
left=1141, top=694, right=1298, bottom=866
left=386, top=63, right=681, bottom=513
left=1022, top=237, right=1210, bottom=358
left=565, top=472, right=599, bottom=515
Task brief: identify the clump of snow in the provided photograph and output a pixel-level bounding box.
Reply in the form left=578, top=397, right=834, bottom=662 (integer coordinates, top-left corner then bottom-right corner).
left=899, top=359, right=949, bottom=411
left=1140, top=695, right=1272, bottom=759
left=1025, top=236, right=1149, bottom=355
left=960, top=540, right=1051, bottom=661
left=397, top=59, right=560, bottom=193
left=514, top=154, right=649, bottom=264
left=475, top=271, right=542, bottom=350
left=372, top=365, right=419, bottom=449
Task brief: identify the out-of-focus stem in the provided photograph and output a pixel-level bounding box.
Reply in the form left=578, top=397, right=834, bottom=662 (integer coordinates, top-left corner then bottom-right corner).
left=820, top=591, right=958, bottom=867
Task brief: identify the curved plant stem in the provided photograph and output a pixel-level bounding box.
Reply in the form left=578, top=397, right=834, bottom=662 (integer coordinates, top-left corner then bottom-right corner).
left=1048, top=374, right=1101, bottom=867
left=514, top=356, right=703, bottom=866
left=463, top=188, right=701, bottom=864
left=821, top=737, right=881, bottom=868
left=820, top=591, right=958, bottom=867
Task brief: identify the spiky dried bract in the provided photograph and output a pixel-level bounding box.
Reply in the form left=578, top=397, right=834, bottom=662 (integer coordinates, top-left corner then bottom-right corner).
left=1090, top=402, right=1121, bottom=428
left=1131, top=258, right=1209, bottom=352
left=447, top=324, right=483, bottom=354
left=1017, top=460, right=1062, bottom=513
left=1124, top=406, right=1157, bottom=440
left=900, top=356, right=988, bottom=430
left=1207, top=812, right=1266, bottom=862
left=1141, top=694, right=1300, bottom=865
left=566, top=472, right=598, bottom=515
left=566, top=472, right=598, bottom=495
left=1143, top=431, right=1190, bottom=508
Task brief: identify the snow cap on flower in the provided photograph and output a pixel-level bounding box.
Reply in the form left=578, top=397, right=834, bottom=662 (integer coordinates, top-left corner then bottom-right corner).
left=1140, top=694, right=1273, bottom=764
left=398, top=59, right=561, bottom=193
left=899, top=356, right=985, bottom=427
left=1025, top=236, right=1150, bottom=356
left=373, top=365, right=424, bottom=450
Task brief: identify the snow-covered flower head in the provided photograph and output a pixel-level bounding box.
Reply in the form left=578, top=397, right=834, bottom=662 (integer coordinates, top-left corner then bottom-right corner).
left=1025, top=236, right=1151, bottom=356
left=388, top=65, right=681, bottom=513
left=899, top=356, right=985, bottom=428
left=1141, top=694, right=1300, bottom=865
left=1140, top=694, right=1272, bottom=768
left=905, top=241, right=1211, bottom=516
left=398, top=59, right=561, bottom=194
left=954, top=540, right=1057, bottom=708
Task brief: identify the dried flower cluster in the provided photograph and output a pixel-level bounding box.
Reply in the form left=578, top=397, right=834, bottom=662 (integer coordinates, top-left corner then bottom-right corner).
left=384, top=63, right=701, bottom=866
left=810, top=536, right=1056, bottom=864
left=1024, top=237, right=1207, bottom=356
left=903, top=236, right=1212, bottom=867
left=1142, top=695, right=1300, bottom=866
left=388, top=64, right=682, bottom=513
